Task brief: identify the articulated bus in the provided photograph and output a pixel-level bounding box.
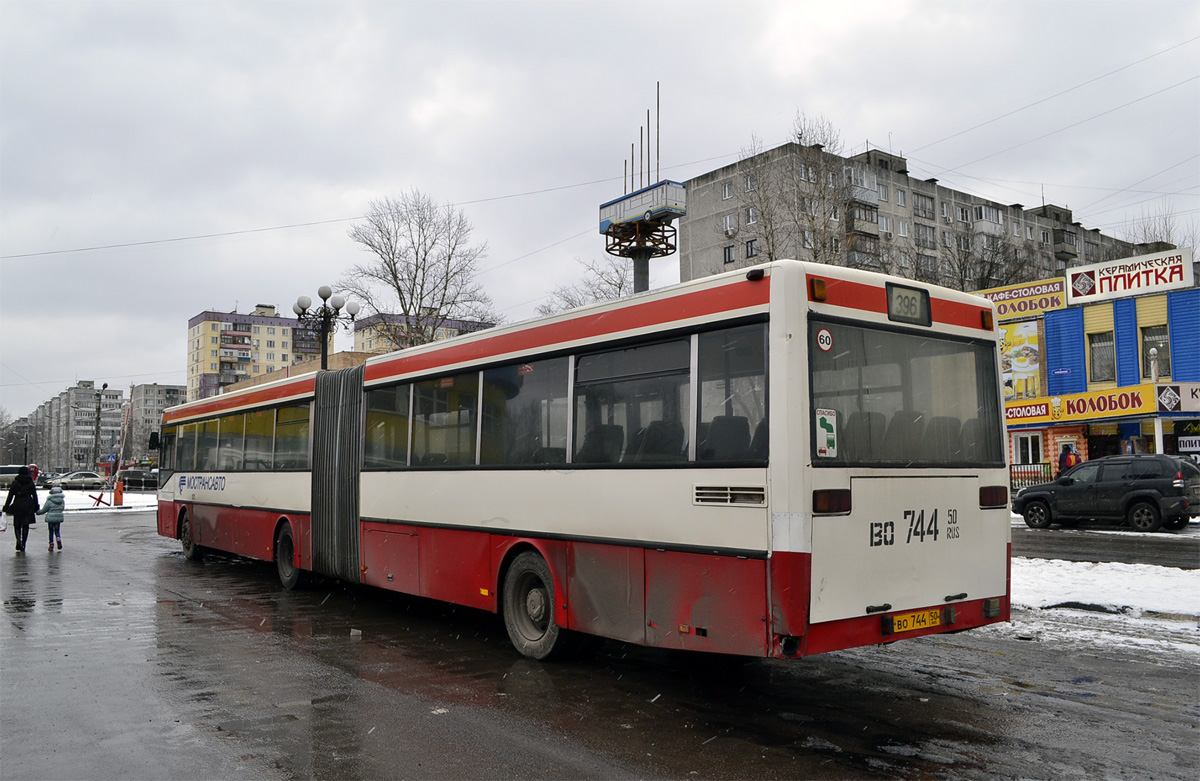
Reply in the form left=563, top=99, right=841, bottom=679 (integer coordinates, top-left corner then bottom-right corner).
left=155, top=260, right=1010, bottom=660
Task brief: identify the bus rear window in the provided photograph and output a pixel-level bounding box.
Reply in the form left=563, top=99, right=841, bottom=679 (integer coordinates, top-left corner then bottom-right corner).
left=809, top=320, right=1003, bottom=467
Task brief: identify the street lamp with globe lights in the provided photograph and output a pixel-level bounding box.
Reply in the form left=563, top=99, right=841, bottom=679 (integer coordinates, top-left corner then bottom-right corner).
left=293, top=286, right=361, bottom=370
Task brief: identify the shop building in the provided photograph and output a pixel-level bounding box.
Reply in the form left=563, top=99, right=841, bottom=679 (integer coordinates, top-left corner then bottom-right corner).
left=978, top=248, right=1198, bottom=486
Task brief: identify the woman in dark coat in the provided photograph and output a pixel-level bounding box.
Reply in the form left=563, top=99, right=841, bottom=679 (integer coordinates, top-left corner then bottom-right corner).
left=3, top=466, right=39, bottom=553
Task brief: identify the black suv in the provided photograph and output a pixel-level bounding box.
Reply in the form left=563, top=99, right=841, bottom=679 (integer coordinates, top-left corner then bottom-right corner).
left=1013, top=454, right=1200, bottom=532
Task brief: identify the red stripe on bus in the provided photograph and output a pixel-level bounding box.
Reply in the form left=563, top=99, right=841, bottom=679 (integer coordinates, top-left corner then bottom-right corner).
left=365, top=279, right=770, bottom=383
left=811, top=276, right=989, bottom=330
left=164, top=376, right=316, bottom=423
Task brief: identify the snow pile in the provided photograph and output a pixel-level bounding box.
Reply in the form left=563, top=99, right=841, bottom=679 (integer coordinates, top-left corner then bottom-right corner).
left=1012, top=557, right=1200, bottom=618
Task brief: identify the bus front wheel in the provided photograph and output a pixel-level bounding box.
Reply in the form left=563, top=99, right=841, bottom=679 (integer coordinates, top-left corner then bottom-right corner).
left=275, top=523, right=303, bottom=590
left=502, top=551, right=569, bottom=660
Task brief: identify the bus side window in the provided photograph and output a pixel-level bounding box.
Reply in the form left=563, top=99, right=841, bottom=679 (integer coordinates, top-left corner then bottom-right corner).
left=697, top=323, right=767, bottom=463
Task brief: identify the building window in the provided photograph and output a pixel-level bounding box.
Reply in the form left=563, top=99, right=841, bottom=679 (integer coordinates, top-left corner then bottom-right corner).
left=913, top=193, right=935, bottom=220
left=1142, top=326, right=1171, bottom=378
left=211, top=336, right=218, bottom=345
left=914, top=223, right=936, bottom=249
left=1041, top=230, right=1050, bottom=244
left=974, top=205, right=1001, bottom=223
left=828, top=204, right=839, bottom=221
left=267, top=340, right=275, bottom=348
left=1089, top=332, right=1116, bottom=382
left=723, top=214, right=737, bottom=233
left=721, top=182, right=733, bottom=200
left=268, top=327, right=276, bottom=335
left=282, top=328, right=290, bottom=336
left=802, top=230, right=814, bottom=249
left=723, top=245, right=735, bottom=264
left=956, top=235, right=971, bottom=251
left=1027, top=225, right=1035, bottom=240
left=282, top=341, right=289, bottom=350
left=896, top=189, right=906, bottom=207
left=254, top=326, right=260, bottom=334
left=879, top=216, right=892, bottom=233
left=747, top=207, right=759, bottom=225
left=744, top=173, right=756, bottom=191
left=1014, top=432, right=1043, bottom=465
left=942, top=231, right=952, bottom=247
left=898, top=220, right=909, bottom=238
left=878, top=184, right=889, bottom=201
left=958, top=206, right=972, bottom=223
left=746, top=238, right=759, bottom=258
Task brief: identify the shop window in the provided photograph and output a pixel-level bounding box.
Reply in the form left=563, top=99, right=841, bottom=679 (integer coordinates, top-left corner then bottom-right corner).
left=1088, top=332, right=1115, bottom=382
left=1141, top=325, right=1171, bottom=378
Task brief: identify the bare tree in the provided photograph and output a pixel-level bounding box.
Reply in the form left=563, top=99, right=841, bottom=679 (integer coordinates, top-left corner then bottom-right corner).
left=733, top=113, right=868, bottom=268
left=938, top=221, right=1042, bottom=292
left=536, top=256, right=634, bottom=316
left=1119, top=201, right=1198, bottom=250
left=342, top=190, right=496, bottom=349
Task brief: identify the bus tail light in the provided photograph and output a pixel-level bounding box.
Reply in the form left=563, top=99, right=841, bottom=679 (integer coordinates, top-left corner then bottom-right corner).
left=979, top=486, right=1008, bottom=508
left=812, top=489, right=851, bottom=514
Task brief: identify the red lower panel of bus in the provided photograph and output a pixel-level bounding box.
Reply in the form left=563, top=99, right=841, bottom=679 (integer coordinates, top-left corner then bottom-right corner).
left=167, top=508, right=1010, bottom=659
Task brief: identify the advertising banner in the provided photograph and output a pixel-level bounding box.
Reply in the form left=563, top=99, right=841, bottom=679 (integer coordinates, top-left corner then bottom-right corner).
left=977, top=278, right=1066, bottom=321
left=999, top=321, right=1042, bottom=401
left=1154, top=383, right=1200, bottom=414
left=1006, top=385, right=1156, bottom=426
left=1065, top=247, right=1195, bottom=306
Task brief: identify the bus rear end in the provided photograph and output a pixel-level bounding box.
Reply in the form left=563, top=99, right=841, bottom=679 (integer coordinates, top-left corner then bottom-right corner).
left=772, top=267, right=1010, bottom=657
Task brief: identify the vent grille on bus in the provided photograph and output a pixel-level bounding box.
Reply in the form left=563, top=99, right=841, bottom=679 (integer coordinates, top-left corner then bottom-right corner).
left=693, top=485, right=767, bottom=506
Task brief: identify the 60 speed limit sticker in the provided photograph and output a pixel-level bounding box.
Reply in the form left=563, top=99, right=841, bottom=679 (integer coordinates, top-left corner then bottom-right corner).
left=816, top=328, right=833, bottom=351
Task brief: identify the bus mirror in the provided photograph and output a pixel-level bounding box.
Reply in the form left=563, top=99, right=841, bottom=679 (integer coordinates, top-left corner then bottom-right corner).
left=148, top=432, right=160, bottom=451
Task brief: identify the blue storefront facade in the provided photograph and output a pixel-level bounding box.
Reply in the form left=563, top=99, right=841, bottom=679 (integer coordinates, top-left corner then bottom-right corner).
left=980, top=249, right=1199, bottom=486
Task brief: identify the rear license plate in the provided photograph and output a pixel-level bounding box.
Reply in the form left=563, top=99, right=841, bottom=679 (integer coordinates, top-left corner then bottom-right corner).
left=892, top=608, right=943, bottom=633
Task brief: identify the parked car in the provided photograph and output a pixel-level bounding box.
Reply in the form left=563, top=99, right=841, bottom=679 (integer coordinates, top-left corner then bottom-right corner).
left=36, top=471, right=63, bottom=488
left=48, top=471, right=108, bottom=490
left=1013, top=454, right=1200, bottom=532
left=113, top=469, right=157, bottom=490
left=0, top=464, right=22, bottom=489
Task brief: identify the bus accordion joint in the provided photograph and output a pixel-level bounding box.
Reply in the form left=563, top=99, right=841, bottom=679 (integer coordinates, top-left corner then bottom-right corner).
left=809, top=277, right=827, bottom=301
left=812, top=488, right=851, bottom=515
left=979, top=486, right=1008, bottom=508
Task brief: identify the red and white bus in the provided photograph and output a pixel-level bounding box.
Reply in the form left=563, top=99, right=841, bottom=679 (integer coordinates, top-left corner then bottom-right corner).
left=155, top=260, right=1010, bottom=660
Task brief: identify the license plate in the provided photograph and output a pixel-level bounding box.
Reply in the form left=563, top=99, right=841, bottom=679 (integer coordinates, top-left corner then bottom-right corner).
left=892, top=608, right=943, bottom=633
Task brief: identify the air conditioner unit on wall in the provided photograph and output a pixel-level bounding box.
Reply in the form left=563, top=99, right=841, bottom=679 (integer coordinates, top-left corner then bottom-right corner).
left=883, top=231, right=893, bottom=239
left=724, top=228, right=737, bottom=238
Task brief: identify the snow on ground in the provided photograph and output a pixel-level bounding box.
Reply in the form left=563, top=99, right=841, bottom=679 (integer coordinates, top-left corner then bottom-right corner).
left=43, top=490, right=1200, bottom=620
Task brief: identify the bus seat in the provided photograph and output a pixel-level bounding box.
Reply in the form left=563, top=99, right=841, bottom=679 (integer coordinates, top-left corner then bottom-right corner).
left=842, top=411, right=884, bottom=461
left=700, top=415, right=750, bottom=461
left=622, top=428, right=647, bottom=463
left=959, top=418, right=983, bottom=461
left=881, top=410, right=925, bottom=461
left=577, top=424, right=624, bottom=463
left=748, top=418, right=768, bottom=460
left=921, top=416, right=962, bottom=461
left=638, top=420, right=685, bottom=462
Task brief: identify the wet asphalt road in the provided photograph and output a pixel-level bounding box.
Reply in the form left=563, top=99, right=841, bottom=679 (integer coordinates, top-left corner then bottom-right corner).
left=2, top=509, right=1197, bottom=780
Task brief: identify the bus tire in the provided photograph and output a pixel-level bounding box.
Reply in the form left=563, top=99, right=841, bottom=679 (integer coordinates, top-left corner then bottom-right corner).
left=1022, top=500, right=1052, bottom=529
left=275, top=523, right=304, bottom=590
left=180, top=511, right=201, bottom=560
left=1126, top=501, right=1162, bottom=533
left=502, top=551, right=569, bottom=661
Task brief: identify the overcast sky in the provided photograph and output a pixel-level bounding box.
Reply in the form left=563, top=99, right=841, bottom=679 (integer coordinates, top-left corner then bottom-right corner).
left=1, top=0, right=1197, bottom=420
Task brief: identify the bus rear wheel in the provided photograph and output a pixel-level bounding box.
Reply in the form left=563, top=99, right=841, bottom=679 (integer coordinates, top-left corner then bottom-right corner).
left=275, top=523, right=303, bottom=590
left=502, top=551, right=570, bottom=660
left=180, top=511, right=200, bottom=560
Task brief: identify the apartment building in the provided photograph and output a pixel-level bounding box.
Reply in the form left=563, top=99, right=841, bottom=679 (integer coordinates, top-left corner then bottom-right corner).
left=185, top=304, right=328, bottom=401
left=352, top=313, right=494, bottom=354
left=9, top=381, right=125, bottom=474
left=127, top=383, right=185, bottom=463
left=679, top=142, right=1149, bottom=289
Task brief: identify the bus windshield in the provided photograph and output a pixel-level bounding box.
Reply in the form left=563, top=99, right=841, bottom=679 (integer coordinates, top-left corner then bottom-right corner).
left=810, top=318, right=1004, bottom=467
